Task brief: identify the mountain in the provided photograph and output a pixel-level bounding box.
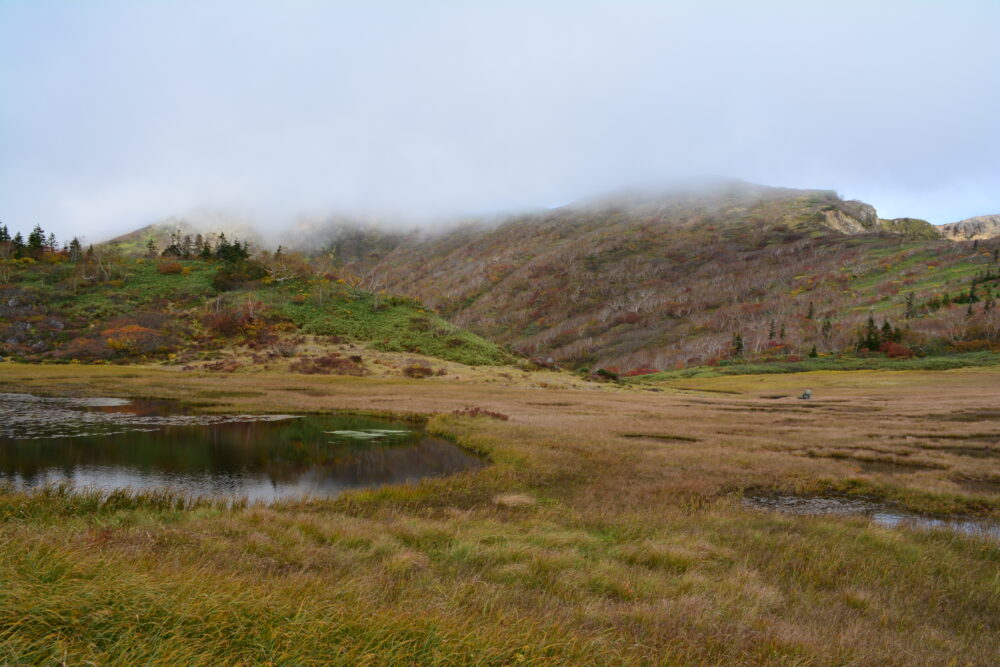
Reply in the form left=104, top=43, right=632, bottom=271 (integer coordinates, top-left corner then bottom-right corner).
left=63, top=181, right=1000, bottom=374
left=306, top=182, right=997, bottom=372
left=939, top=215, right=1000, bottom=241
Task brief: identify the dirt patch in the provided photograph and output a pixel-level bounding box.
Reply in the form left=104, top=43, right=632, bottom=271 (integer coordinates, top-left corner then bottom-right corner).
left=493, top=493, right=537, bottom=508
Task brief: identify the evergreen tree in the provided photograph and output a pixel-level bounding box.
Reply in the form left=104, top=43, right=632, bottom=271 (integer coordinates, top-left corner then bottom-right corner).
left=806, top=301, right=814, bottom=319
left=27, top=225, right=45, bottom=256
left=68, top=238, right=83, bottom=262
left=0, top=224, right=9, bottom=243
left=162, top=230, right=183, bottom=257
left=821, top=319, right=832, bottom=339
left=860, top=313, right=880, bottom=351
left=880, top=320, right=893, bottom=342
left=779, top=325, right=785, bottom=340
left=768, top=320, right=775, bottom=340
left=145, top=238, right=158, bottom=257
left=732, top=332, right=744, bottom=356
left=46, top=232, right=57, bottom=251
left=11, top=232, right=25, bottom=258
left=214, top=234, right=250, bottom=263
left=904, top=291, right=916, bottom=318
left=809, top=345, right=818, bottom=358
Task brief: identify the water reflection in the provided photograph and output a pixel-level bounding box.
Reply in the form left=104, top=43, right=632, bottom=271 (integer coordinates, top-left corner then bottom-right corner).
left=743, top=494, right=1000, bottom=542
left=0, top=394, right=483, bottom=501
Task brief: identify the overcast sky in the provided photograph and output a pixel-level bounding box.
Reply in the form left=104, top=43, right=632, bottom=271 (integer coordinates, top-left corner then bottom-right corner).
left=2, top=1, right=998, bottom=241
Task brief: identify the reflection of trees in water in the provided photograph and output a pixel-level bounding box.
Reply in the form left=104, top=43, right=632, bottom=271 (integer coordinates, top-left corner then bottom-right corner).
left=0, top=412, right=482, bottom=493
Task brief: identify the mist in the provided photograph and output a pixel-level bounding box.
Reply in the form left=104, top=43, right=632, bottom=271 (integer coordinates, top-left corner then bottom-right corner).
left=1, top=0, right=998, bottom=242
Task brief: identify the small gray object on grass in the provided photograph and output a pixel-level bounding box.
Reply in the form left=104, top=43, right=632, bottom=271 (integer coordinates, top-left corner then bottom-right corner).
left=798, top=389, right=812, bottom=400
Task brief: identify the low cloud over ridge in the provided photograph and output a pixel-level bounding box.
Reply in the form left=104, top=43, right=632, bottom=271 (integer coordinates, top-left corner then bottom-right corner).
left=1, top=0, right=998, bottom=241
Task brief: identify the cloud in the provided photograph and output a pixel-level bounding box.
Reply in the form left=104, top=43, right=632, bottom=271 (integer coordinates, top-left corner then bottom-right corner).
left=1, top=0, right=998, bottom=241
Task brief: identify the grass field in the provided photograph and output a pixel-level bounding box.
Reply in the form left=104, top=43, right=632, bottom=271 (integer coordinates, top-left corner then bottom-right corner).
left=1, top=363, right=998, bottom=664
left=628, top=351, right=1000, bottom=381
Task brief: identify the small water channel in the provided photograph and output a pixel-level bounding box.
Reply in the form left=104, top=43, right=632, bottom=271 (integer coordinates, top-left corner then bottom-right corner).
left=744, top=494, right=1000, bottom=541
left=0, top=393, right=484, bottom=501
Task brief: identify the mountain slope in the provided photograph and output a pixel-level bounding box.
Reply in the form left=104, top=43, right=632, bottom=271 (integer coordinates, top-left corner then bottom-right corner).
left=0, top=256, right=514, bottom=369
left=313, top=183, right=996, bottom=371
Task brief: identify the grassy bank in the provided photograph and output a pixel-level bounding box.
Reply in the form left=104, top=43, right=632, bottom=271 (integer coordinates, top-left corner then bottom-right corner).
left=1, top=364, right=998, bottom=664
left=629, top=350, right=1000, bottom=381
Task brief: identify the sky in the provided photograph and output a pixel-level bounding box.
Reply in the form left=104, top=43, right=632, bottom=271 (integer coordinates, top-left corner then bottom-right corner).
left=1, top=0, right=999, bottom=242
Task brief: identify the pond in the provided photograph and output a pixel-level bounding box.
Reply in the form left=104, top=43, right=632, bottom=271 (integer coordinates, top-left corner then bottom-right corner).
left=743, top=494, right=1000, bottom=542
left=0, top=393, right=484, bottom=501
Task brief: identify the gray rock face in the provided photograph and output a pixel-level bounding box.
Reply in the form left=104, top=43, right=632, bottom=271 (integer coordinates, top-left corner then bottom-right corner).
left=938, top=215, right=1000, bottom=241
left=822, top=200, right=880, bottom=233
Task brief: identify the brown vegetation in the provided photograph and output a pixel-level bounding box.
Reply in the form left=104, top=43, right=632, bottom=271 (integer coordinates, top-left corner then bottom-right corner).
left=1, top=363, right=998, bottom=663
left=320, top=184, right=999, bottom=372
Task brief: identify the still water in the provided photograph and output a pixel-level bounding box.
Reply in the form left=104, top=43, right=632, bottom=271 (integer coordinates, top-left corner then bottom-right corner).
left=0, top=393, right=484, bottom=501
left=743, top=494, right=1000, bottom=541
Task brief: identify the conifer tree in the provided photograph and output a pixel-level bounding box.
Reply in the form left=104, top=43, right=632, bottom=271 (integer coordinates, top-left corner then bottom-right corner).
left=880, top=320, right=893, bottom=342
left=27, top=225, right=45, bottom=256
left=860, top=313, right=880, bottom=351
left=11, top=232, right=25, bottom=258
left=68, top=238, right=83, bottom=262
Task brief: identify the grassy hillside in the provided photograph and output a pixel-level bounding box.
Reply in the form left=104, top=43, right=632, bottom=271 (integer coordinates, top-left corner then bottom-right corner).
left=312, top=183, right=999, bottom=373
left=0, top=253, right=514, bottom=368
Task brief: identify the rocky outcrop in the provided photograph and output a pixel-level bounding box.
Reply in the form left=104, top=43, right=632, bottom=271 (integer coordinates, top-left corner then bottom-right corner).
left=821, top=200, right=880, bottom=234
left=938, top=215, right=1000, bottom=241
left=821, top=204, right=940, bottom=240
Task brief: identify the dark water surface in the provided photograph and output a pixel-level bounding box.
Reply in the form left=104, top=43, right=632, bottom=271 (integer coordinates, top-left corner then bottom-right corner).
left=0, top=393, right=483, bottom=501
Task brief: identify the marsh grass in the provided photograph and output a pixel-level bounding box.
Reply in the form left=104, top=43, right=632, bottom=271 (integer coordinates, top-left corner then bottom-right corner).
left=1, top=363, right=999, bottom=664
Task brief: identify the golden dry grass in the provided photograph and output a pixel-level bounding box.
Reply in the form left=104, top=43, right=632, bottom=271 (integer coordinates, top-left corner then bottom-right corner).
left=0, top=362, right=998, bottom=665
